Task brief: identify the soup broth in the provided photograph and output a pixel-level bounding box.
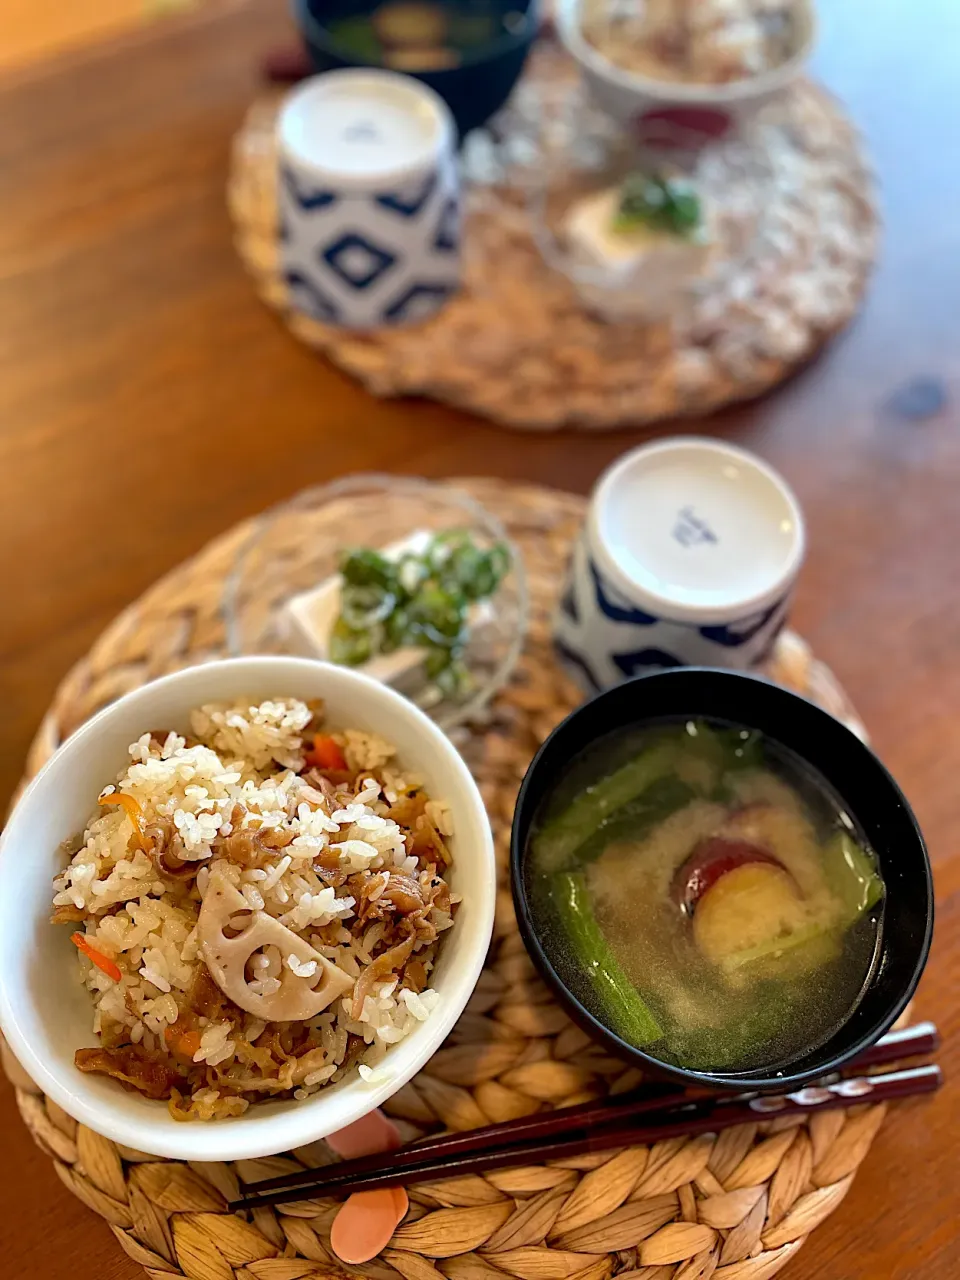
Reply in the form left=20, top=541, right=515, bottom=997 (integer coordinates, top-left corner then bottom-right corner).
left=326, top=2, right=522, bottom=73
left=526, top=719, right=884, bottom=1073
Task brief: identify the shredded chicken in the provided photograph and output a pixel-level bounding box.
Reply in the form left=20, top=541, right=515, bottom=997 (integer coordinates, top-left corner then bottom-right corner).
left=50, top=905, right=86, bottom=925
left=215, top=823, right=295, bottom=869
left=302, top=768, right=353, bottom=805
left=75, top=1045, right=185, bottom=1100
left=190, top=966, right=231, bottom=1021
left=142, top=814, right=194, bottom=878
left=382, top=873, right=424, bottom=914
left=403, top=958, right=429, bottom=993
left=351, top=934, right=416, bottom=1019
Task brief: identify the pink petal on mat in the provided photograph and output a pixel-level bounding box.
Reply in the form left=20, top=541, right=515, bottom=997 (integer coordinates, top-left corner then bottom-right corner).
left=326, top=1108, right=401, bottom=1159
left=327, top=1110, right=407, bottom=1264
left=330, top=1187, right=409, bottom=1265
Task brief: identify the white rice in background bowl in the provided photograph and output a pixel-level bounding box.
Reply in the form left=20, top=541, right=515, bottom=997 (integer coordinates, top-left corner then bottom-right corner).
left=0, top=658, right=495, bottom=1161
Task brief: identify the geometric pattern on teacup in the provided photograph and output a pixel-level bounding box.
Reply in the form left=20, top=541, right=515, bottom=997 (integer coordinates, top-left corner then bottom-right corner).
left=433, top=197, right=460, bottom=253
left=283, top=269, right=341, bottom=324
left=698, top=597, right=787, bottom=646
left=321, top=232, right=398, bottom=291
left=552, top=533, right=790, bottom=692
left=278, top=151, right=461, bottom=329
left=281, top=164, right=339, bottom=212
left=553, top=635, right=603, bottom=693
left=382, top=280, right=457, bottom=324
left=559, top=580, right=579, bottom=625
left=588, top=557, right=659, bottom=626
left=375, top=169, right=438, bottom=217
left=611, top=647, right=687, bottom=677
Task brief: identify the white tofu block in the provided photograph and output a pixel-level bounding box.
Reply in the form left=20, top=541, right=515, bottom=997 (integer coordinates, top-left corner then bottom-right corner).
left=565, top=187, right=668, bottom=270
left=562, top=185, right=713, bottom=322
left=565, top=187, right=711, bottom=274
left=283, top=530, right=432, bottom=690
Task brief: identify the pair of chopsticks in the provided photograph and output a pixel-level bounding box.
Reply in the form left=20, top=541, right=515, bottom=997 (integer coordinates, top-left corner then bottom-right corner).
left=229, top=1021, right=940, bottom=1211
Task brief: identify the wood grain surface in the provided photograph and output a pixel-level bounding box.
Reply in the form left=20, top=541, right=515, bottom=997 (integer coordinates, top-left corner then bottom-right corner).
left=0, top=0, right=206, bottom=72
left=0, top=0, right=957, bottom=1276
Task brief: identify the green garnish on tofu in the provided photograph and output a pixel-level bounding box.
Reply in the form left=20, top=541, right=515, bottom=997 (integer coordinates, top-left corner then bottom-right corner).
left=612, top=172, right=703, bottom=238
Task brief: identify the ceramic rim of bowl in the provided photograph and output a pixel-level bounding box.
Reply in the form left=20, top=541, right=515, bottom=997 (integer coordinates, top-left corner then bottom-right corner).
left=556, top=0, right=817, bottom=106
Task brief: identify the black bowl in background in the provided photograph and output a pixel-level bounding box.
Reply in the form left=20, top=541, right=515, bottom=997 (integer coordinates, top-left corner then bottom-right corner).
left=292, top=0, right=537, bottom=138
left=510, top=667, right=934, bottom=1091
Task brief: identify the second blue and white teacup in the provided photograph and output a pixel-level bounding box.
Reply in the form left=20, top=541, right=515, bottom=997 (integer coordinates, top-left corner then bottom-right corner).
left=277, top=69, right=460, bottom=330
left=554, top=439, right=806, bottom=693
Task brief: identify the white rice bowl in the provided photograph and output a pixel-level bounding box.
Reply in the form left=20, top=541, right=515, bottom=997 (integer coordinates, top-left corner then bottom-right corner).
left=0, top=658, right=495, bottom=1161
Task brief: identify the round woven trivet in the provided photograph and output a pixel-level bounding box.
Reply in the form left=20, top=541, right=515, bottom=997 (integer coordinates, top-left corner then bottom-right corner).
left=228, top=46, right=878, bottom=432
left=4, top=480, right=887, bottom=1280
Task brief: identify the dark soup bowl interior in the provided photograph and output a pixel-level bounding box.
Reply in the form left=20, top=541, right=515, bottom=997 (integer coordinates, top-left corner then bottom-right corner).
left=293, top=0, right=537, bottom=138
left=510, top=667, right=934, bottom=1091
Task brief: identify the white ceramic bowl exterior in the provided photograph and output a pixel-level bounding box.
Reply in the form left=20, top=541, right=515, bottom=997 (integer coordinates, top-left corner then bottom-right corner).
left=553, top=439, right=805, bottom=691
left=0, top=657, right=495, bottom=1161
left=278, top=70, right=461, bottom=329
left=556, top=0, right=816, bottom=137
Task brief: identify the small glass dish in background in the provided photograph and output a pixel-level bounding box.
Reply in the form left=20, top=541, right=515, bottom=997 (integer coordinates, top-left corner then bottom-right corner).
left=222, top=475, right=528, bottom=730
left=525, top=78, right=778, bottom=326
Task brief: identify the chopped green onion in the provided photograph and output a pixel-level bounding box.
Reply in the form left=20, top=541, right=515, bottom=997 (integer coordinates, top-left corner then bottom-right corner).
left=340, top=547, right=397, bottom=591
left=612, top=172, right=703, bottom=239
left=332, top=531, right=510, bottom=695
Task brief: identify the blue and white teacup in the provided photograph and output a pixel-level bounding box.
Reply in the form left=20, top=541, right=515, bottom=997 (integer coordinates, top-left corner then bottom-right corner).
left=277, top=70, right=460, bottom=330
left=554, top=439, right=806, bottom=693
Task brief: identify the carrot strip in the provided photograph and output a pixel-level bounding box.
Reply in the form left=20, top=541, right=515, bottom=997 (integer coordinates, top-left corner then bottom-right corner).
left=98, top=791, right=149, bottom=852
left=71, top=932, right=123, bottom=982
left=164, top=1027, right=202, bottom=1059
left=304, top=733, right=347, bottom=772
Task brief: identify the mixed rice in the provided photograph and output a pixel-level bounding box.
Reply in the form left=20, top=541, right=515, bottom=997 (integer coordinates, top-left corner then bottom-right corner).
left=51, top=697, right=457, bottom=1120
left=583, top=0, right=797, bottom=85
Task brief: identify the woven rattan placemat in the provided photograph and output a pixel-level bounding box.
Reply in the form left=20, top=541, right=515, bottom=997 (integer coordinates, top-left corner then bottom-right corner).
left=228, top=47, right=879, bottom=432
left=3, top=480, right=886, bottom=1280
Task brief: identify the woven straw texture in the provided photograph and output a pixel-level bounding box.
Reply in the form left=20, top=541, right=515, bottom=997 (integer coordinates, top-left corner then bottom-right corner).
left=3, top=480, right=884, bottom=1280
left=228, top=46, right=878, bottom=432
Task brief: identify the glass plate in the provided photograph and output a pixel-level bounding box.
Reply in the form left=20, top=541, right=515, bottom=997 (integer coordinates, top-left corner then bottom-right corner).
left=222, top=474, right=528, bottom=730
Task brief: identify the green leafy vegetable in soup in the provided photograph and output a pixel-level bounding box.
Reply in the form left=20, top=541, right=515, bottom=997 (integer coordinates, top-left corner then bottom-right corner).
left=326, top=2, right=508, bottom=71
left=528, top=720, right=884, bottom=1072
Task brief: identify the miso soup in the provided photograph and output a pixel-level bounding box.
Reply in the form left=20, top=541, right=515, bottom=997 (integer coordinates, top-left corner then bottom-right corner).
left=526, top=719, right=885, bottom=1073
left=326, top=2, right=525, bottom=73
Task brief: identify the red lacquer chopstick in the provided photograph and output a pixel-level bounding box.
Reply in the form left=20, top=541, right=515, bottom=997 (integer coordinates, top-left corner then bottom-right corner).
left=229, top=1058, right=941, bottom=1210
left=232, top=1020, right=938, bottom=1204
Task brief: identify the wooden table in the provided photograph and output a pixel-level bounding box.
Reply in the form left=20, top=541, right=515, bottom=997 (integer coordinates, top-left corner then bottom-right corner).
left=0, top=0, right=957, bottom=1275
